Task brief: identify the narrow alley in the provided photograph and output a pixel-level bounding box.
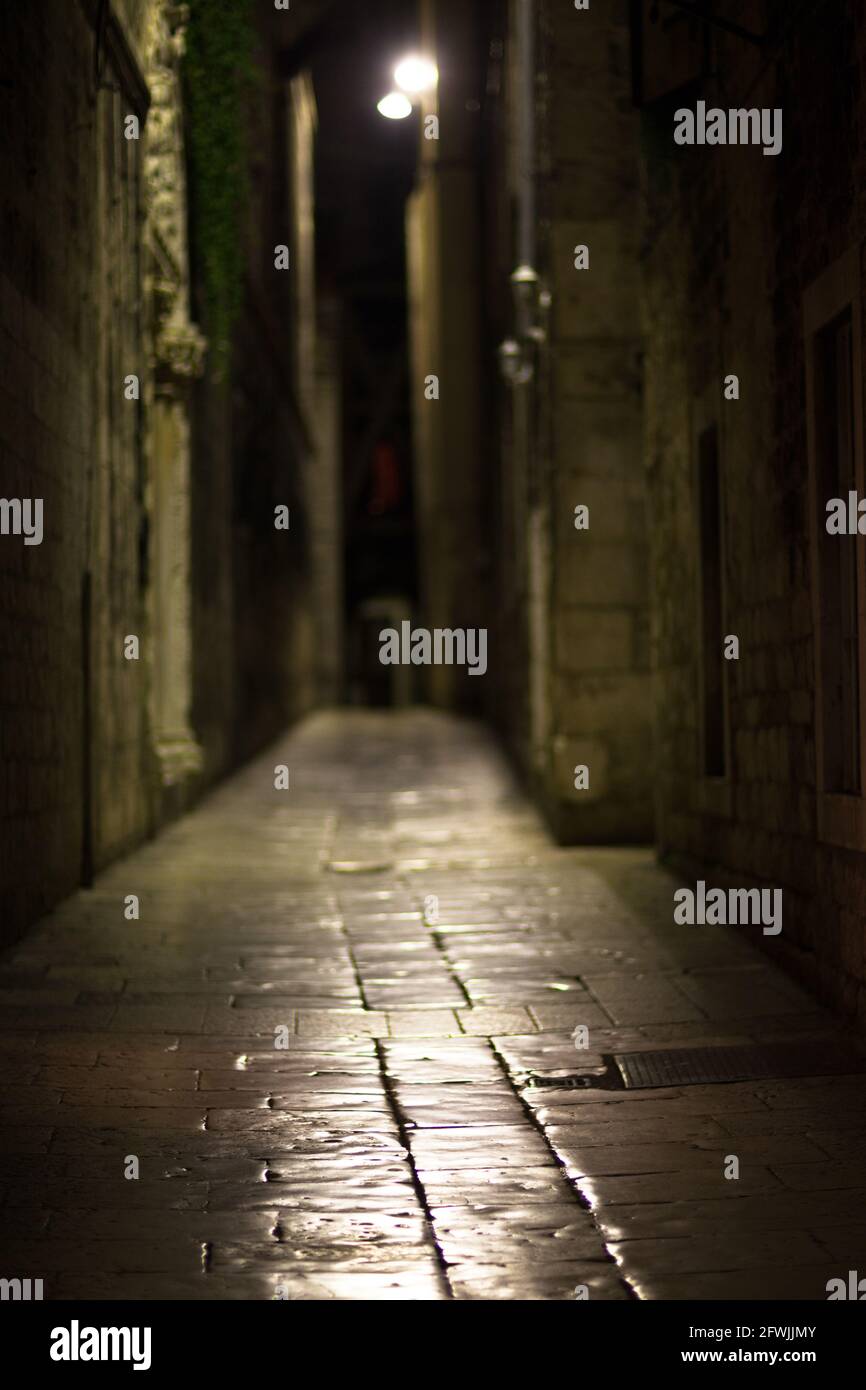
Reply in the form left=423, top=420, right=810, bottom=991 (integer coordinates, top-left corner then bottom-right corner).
left=5, top=0, right=866, bottom=1341
left=2, top=710, right=864, bottom=1302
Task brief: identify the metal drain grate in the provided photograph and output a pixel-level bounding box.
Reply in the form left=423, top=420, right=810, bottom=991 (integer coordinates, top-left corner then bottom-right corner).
left=612, top=1040, right=866, bottom=1090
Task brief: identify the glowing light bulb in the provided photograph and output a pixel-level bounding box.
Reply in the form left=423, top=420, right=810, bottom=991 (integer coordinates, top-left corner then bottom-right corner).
left=394, top=54, right=438, bottom=94
left=377, top=91, right=413, bottom=120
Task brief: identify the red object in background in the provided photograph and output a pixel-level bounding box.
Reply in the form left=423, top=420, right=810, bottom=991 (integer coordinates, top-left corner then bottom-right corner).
left=368, top=441, right=402, bottom=515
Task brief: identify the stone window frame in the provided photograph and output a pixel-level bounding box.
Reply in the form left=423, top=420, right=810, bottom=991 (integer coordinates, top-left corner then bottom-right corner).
left=692, top=384, right=734, bottom=819
left=804, top=245, right=866, bottom=851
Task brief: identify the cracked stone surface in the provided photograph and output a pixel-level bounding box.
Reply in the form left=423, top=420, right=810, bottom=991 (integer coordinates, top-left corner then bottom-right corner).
left=1, top=709, right=865, bottom=1299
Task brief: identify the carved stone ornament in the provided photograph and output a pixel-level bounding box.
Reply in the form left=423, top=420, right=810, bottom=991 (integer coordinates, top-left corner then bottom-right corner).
left=155, top=319, right=207, bottom=384
left=142, top=1, right=207, bottom=382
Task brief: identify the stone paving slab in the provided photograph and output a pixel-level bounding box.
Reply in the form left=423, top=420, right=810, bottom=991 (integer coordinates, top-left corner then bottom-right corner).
left=1, top=709, right=865, bottom=1299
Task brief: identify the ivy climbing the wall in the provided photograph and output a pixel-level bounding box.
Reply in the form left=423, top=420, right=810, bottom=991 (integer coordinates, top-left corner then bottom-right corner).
left=183, top=0, right=255, bottom=380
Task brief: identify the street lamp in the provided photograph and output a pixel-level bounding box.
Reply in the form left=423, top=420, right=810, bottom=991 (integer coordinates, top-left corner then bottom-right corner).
left=393, top=54, right=438, bottom=95
left=377, top=52, right=438, bottom=118
left=377, top=92, right=413, bottom=120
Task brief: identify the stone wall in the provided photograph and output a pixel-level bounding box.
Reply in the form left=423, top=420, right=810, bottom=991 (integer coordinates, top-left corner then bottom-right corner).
left=640, top=0, right=866, bottom=1019
left=0, top=0, right=148, bottom=938
left=483, top=0, right=652, bottom=842
left=0, top=0, right=320, bottom=947
left=406, top=0, right=489, bottom=712
left=220, top=24, right=318, bottom=765
left=540, top=0, right=652, bottom=843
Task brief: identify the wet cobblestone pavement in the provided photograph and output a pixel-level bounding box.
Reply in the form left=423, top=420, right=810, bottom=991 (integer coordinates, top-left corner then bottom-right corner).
left=2, top=710, right=865, bottom=1300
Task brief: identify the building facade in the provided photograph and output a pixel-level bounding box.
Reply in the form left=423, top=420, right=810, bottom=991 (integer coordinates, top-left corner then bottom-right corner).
left=0, top=0, right=327, bottom=946
left=407, top=0, right=866, bottom=1022
left=637, top=0, right=866, bottom=1020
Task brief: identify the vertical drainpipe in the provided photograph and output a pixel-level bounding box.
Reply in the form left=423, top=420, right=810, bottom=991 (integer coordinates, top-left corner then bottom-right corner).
left=514, top=0, right=537, bottom=340
left=511, top=0, right=536, bottom=562
left=514, top=0, right=550, bottom=786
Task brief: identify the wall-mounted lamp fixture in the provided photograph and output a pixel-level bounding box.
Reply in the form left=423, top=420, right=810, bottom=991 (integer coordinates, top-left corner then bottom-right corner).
left=498, top=337, right=533, bottom=387
left=498, top=274, right=550, bottom=387
left=377, top=53, right=438, bottom=118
